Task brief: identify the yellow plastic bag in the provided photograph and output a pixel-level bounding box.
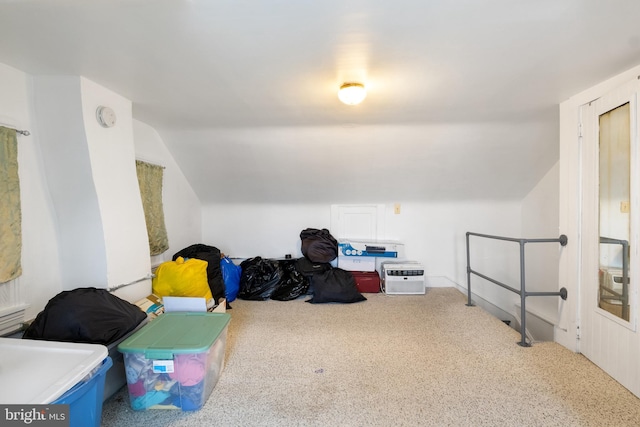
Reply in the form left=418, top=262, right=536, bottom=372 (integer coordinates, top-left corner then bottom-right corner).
left=152, top=257, right=213, bottom=300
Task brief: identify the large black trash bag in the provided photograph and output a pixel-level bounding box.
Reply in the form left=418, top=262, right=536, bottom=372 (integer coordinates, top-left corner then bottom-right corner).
left=173, top=244, right=225, bottom=305
left=294, top=257, right=332, bottom=296
left=23, top=287, right=147, bottom=345
left=294, top=257, right=332, bottom=276
left=300, top=228, right=338, bottom=263
left=271, top=259, right=310, bottom=301
left=306, top=268, right=367, bottom=304
left=238, top=257, right=282, bottom=301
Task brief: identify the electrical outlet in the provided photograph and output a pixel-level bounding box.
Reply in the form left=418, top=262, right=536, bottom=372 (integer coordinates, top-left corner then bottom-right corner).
left=394, top=203, right=401, bottom=214
left=620, top=201, right=630, bottom=213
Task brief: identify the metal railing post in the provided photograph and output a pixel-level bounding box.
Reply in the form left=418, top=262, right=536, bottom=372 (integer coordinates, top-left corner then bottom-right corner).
left=466, top=232, right=474, bottom=307
left=465, top=232, right=568, bottom=347
left=518, top=240, right=529, bottom=347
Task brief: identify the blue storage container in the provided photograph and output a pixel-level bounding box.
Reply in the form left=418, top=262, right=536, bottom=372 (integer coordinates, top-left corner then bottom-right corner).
left=0, top=337, right=108, bottom=405
left=53, top=357, right=113, bottom=427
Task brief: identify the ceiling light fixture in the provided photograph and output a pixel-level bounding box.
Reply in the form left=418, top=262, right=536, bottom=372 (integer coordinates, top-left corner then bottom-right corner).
left=338, top=82, right=366, bottom=105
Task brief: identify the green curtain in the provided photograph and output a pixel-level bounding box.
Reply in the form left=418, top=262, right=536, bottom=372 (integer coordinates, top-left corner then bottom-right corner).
left=136, top=160, right=169, bottom=256
left=0, top=127, right=22, bottom=283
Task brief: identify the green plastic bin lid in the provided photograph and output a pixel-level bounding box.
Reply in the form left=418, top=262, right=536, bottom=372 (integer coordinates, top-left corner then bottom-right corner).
left=118, top=312, right=230, bottom=360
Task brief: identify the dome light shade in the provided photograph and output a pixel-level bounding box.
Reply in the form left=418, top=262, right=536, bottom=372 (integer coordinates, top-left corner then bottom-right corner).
left=338, top=83, right=366, bottom=105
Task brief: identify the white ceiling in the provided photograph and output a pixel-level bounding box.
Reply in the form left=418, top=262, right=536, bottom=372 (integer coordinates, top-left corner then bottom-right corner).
left=1, top=0, right=640, bottom=203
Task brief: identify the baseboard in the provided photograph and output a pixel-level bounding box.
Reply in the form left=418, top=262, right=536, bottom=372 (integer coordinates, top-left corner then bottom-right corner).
left=425, top=276, right=458, bottom=288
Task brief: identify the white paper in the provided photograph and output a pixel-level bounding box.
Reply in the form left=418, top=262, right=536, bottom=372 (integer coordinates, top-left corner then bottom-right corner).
left=162, top=296, right=207, bottom=313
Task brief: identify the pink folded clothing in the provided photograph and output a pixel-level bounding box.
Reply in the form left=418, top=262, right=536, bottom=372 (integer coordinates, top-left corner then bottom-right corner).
left=169, top=353, right=207, bottom=386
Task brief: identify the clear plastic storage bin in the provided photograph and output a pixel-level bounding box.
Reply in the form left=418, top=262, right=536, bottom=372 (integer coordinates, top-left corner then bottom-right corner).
left=118, top=312, right=230, bottom=411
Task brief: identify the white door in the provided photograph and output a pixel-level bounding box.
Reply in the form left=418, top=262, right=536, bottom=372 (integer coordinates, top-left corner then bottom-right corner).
left=330, top=204, right=385, bottom=240
left=579, top=79, right=640, bottom=396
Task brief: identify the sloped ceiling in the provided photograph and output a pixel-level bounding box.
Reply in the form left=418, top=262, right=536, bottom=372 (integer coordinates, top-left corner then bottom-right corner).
left=1, top=0, right=639, bottom=203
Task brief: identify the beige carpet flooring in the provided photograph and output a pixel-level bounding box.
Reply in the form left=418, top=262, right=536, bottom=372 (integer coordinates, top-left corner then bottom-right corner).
left=101, top=288, right=640, bottom=426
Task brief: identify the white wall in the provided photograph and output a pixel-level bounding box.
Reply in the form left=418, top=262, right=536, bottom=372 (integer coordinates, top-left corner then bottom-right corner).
left=521, top=161, right=561, bottom=324
left=0, top=64, right=62, bottom=320
left=33, top=76, right=109, bottom=291
left=167, top=121, right=558, bottom=205
left=80, top=78, right=151, bottom=293
left=133, top=119, right=202, bottom=265
left=201, top=203, right=328, bottom=259
left=382, top=201, right=522, bottom=284
left=33, top=76, right=152, bottom=302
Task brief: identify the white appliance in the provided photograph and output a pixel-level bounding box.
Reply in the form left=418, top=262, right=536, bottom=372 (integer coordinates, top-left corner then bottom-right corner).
left=381, top=262, right=425, bottom=295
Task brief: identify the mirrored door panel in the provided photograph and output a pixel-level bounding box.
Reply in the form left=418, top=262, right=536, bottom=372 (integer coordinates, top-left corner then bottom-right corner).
left=598, top=103, right=631, bottom=322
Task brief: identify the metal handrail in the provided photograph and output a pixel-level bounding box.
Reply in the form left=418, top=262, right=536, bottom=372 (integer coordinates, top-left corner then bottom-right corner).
left=466, top=232, right=568, bottom=347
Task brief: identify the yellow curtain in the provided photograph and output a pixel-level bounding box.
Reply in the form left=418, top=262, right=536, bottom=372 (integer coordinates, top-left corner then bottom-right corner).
left=0, top=127, right=22, bottom=283
left=136, top=160, right=169, bottom=256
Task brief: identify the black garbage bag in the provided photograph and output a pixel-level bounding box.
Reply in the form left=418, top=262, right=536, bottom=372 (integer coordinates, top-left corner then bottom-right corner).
left=294, top=257, right=332, bottom=276
left=306, top=268, right=367, bottom=304
left=300, top=228, right=338, bottom=263
left=238, top=257, right=282, bottom=301
left=23, top=287, right=147, bottom=346
left=294, top=257, right=332, bottom=295
left=271, top=259, right=310, bottom=301
left=173, top=244, right=225, bottom=305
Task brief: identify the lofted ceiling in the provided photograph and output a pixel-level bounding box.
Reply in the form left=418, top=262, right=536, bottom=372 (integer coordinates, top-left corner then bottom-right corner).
left=1, top=0, right=640, bottom=203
